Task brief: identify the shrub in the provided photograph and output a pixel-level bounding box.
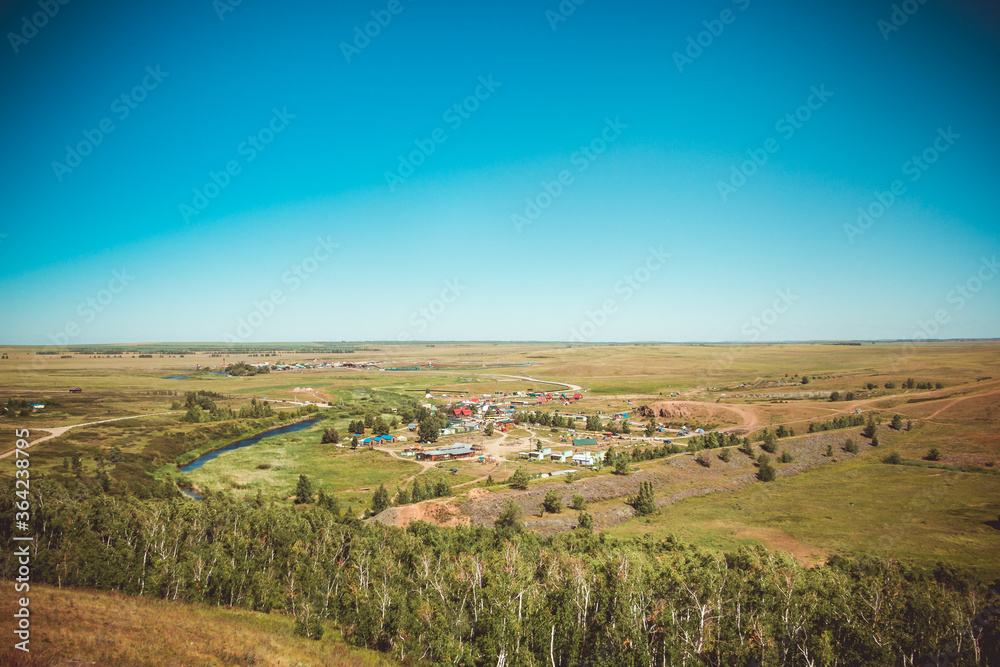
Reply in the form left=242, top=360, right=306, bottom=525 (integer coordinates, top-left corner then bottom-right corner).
left=696, top=452, right=711, bottom=468
left=577, top=512, right=594, bottom=532
left=758, top=462, right=777, bottom=482
left=542, top=490, right=562, bottom=514
left=883, top=451, right=902, bottom=465
left=844, top=438, right=859, bottom=454
left=825, top=444, right=833, bottom=457
left=779, top=451, right=794, bottom=464
left=925, top=448, right=941, bottom=461
left=719, top=448, right=732, bottom=463
left=508, top=467, right=530, bottom=490
left=571, top=494, right=586, bottom=510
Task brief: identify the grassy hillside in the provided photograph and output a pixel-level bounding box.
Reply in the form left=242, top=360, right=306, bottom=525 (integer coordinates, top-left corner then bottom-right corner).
left=0, top=583, right=396, bottom=666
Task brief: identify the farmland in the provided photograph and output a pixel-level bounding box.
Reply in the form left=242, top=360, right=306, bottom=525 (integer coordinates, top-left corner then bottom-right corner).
left=1, top=341, right=998, bottom=664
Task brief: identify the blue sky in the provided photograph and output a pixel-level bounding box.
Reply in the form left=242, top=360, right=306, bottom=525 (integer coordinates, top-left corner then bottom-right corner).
left=1, top=0, right=998, bottom=344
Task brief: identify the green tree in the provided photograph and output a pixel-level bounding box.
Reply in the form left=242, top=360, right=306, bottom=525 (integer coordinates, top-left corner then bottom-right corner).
left=779, top=450, right=793, bottom=463
left=350, top=436, right=359, bottom=450
left=621, top=420, right=631, bottom=434
left=613, top=454, right=630, bottom=475
left=484, top=422, right=494, bottom=436
left=629, top=481, right=656, bottom=516
left=542, top=490, right=562, bottom=514
left=761, top=430, right=777, bottom=453
left=801, top=375, right=810, bottom=384
left=925, top=447, right=941, bottom=461
left=825, top=444, right=834, bottom=457
left=757, top=454, right=777, bottom=482
left=494, top=500, right=523, bottom=535
left=719, top=448, right=732, bottom=463
left=295, top=474, right=314, bottom=504
left=72, top=454, right=83, bottom=477
left=883, top=451, right=902, bottom=464
left=890, top=414, right=903, bottom=431
left=570, top=494, right=586, bottom=510
left=844, top=438, right=859, bottom=454
left=321, top=427, right=340, bottom=444
left=508, top=467, right=530, bottom=490
left=577, top=511, right=594, bottom=532
left=417, top=415, right=443, bottom=443
left=644, top=419, right=656, bottom=437
left=411, top=478, right=425, bottom=503
left=369, top=484, right=390, bottom=516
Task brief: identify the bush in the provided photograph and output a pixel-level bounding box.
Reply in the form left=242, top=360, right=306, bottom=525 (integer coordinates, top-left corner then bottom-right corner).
left=925, top=447, right=941, bottom=461
left=577, top=512, right=594, bottom=532
left=494, top=501, right=523, bottom=535
left=695, top=452, right=711, bottom=468
left=571, top=494, right=586, bottom=511
left=542, top=490, right=562, bottom=514
left=508, top=467, right=530, bottom=490
left=629, top=481, right=656, bottom=516
left=779, top=451, right=793, bottom=464
left=321, top=427, right=340, bottom=444
left=883, top=451, right=903, bottom=465
left=844, top=438, right=859, bottom=454
left=825, top=444, right=833, bottom=457
left=758, top=462, right=777, bottom=482
left=719, top=448, right=732, bottom=463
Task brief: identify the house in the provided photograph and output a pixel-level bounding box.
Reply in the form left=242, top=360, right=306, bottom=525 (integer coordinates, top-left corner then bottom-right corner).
left=69, top=387, right=83, bottom=393
left=30, top=404, right=44, bottom=411
left=573, top=393, right=582, bottom=400
left=551, top=450, right=574, bottom=463
left=417, top=444, right=475, bottom=461
left=572, top=452, right=595, bottom=466
left=573, top=438, right=598, bottom=447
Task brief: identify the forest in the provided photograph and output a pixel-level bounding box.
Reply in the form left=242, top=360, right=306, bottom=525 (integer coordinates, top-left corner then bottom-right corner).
left=3, top=477, right=998, bottom=666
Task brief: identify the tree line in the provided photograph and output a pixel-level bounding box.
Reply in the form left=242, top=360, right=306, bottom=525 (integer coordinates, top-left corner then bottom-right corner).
left=4, top=479, right=997, bottom=666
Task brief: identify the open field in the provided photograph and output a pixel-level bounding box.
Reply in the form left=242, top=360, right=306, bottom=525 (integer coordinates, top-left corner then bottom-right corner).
left=0, top=583, right=395, bottom=666
left=2, top=341, right=998, bottom=579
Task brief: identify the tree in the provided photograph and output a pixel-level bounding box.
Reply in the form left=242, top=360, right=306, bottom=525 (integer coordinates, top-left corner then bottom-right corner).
left=862, top=416, right=877, bottom=439
left=508, top=467, right=530, bottom=490
left=417, top=415, right=443, bottom=443
left=350, top=436, right=359, bottom=450
left=883, top=451, right=902, bottom=464
left=825, top=444, right=834, bottom=457
left=621, top=420, right=631, bottom=435
left=542, top=491, right=562, bottom=514
left=72, top=454, right=83, bottom=478
left=829, top=391, right=841, bottom=402
left=434, top=479, right=450, bottom=497
left=844, top=438, right=859, bottom=454
left=719, top=448, right=732, bottom=463
left=577, top=511, right=594, bottom=532
left=629, top=481, right=656, bottom=516
left=411, top=478, right=425, bottom=503
left=644, top=419, right=656, bottom=437
left=761, top=430, right=777, bottom=453
left=870, top=434, right=880, bottom=447
left=779, top=450, right=794, bottom=463
left=925, top=447, right=941, bottom=461
left=571, top=494, right=586, bottom=510
left=695, top=452, right=711, bottom=468
left=372, top=417, right=390, bottom=437
left=494, top=500, right=523, bottom=535
left=739, top=439, right=755, bottom=457
left=613, top=454, right=630, bottom=475
left=369, top=484, right=390, bottom=516
left=295, top=474, right=314, bottom=504
left=484, top=422, right=494, bottom=436
left=396, top=486, right=410, bottom=505
left=890, top=414, right=903, bottom=431
left=321, top=427, right=340, bottom=444
left=801, top=376, right=810, bottom=384
left=757, top=454, right=776, bottom=482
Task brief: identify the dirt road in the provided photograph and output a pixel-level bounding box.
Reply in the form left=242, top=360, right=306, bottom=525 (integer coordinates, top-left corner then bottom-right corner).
left=0, top=411, right=180, bottom=459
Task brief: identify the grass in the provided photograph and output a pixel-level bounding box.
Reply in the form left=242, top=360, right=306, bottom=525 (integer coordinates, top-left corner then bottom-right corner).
left=0, top=583, right=396, bottom=666
left=169, top=426, right=421, bottom=499
left=609, top=457, right=1000, bottom=578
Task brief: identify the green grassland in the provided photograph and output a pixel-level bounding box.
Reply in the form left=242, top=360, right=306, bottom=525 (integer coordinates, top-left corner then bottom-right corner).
left=2, top=340, right=998, bottom=579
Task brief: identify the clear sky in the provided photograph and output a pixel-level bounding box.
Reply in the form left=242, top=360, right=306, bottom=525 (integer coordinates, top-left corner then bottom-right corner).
left=1, top=0, right=998, bottom=344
